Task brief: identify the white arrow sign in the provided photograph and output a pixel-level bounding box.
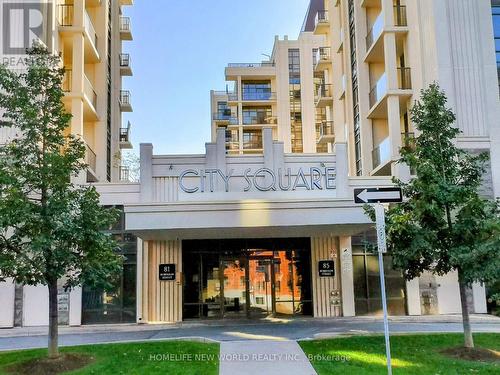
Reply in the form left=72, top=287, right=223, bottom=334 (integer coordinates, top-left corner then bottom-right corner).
left=354, top=187, right=402, bottom=204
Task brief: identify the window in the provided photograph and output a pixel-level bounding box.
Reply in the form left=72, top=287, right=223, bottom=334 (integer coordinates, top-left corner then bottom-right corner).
left=242, top=107, right=272, bottom=125
left=493, top=7, right=500, bottom=69
left=243, top=130, right=263, bottom=149
left=289, top=48, right=303, bottom=153
left=242, top=82, right=272, bottom=100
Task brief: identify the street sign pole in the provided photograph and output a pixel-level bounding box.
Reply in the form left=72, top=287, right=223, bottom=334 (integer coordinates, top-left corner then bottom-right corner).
left=374, top=203, right=392, bottom=375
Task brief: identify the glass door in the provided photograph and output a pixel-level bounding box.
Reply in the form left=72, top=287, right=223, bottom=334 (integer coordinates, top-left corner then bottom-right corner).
left=220, top=257, right=247, bottom=318
left=248, top=252, right=275, bottom=318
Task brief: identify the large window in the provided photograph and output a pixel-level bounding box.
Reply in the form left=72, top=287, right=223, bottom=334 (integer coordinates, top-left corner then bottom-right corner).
left=243, top=130, right=263, bottom=150
left=493, top=7, right=500, bottom=67
left=289, top=48, right=303, bottom=153
left=242, top=107, right=272, bottom=125
left=242, top=82, right=272, bottom=100
left=82, top=207, right=137, bottom=324
left=351, top=231, right=407, bottom=316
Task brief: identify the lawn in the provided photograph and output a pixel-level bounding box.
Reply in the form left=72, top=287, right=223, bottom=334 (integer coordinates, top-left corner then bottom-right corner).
left=299, top=333, right=500, bottom=375
left=0, top=340, right=219, bottom=375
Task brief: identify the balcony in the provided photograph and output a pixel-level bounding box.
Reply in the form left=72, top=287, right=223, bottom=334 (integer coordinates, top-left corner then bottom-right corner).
left=225, top=132, right=240, bottom=154
left=314, top=10, right=329, bottom=34
left=314, top=47, right=332, bottom=71
left=119, top=90, right=133, bottom=112
left=119, top=53, right=132, bottom=76
left=62, top=70, right=98, bottom=120
left=213, top=112, right=238, bottom=125
left=229, top=90, right=277, bottom=103
left=364, top=6, right=408, bottom=63
left=372, top=137, right=391, bottom=173
left=119, top=122, right=132, bottom=149
left=119, top=166, right=130, bottom=182
left=120, top=16, right=133, bottom=40
left=57, top=5, right=99, bottom=61
left=368, top=68, right=412, bottom=119
left=314, top=83, right=333, bottom=107
left=85, top=143, right=98, bottom=182
left=317, top=121, right=335, bottom=144
left=225, top=62, right=275, bottom=80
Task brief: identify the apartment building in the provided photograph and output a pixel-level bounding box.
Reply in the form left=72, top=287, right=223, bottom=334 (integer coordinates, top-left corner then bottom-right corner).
left=0, top=0, right=134, bottom=183
left=0, top=0, right=134, bottom=327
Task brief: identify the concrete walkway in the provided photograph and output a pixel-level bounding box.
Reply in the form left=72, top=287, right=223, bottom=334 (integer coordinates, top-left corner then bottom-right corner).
left=219, top=340, right=316, bottom=375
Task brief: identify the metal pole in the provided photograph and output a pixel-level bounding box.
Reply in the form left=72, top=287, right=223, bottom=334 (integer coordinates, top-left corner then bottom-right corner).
left=374, top=203, right=392, bottom=375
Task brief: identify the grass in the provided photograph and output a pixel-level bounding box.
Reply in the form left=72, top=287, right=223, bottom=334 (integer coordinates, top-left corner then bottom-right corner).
left=0, top=340, right=219, bottom=375
left=299, top=333, right=500, bottom=375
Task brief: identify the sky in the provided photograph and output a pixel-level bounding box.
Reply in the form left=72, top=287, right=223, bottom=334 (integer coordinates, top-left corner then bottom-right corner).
left=122, top=0, right=310, bottom=155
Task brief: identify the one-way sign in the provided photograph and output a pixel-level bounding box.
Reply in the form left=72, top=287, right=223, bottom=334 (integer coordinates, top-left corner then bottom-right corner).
left=354, top=187, right=402, bottom=204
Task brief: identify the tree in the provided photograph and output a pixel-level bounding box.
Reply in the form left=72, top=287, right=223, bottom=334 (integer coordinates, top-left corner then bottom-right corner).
left=367, top=84, right=500, bottom=349
left=0, top=46, right=122, bottom=358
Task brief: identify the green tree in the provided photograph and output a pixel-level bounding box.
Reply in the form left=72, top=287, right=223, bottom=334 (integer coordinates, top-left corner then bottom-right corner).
left=367, top=84, right=500, bottom=348
left=0, top=46, right=122, bottom=358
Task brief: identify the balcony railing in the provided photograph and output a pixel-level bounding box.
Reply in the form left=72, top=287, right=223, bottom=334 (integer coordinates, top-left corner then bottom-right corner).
left=227, top=62, right=275, bottom=68
left=319, top=121, right=334, bottom=137
left=120, top=126, right=130, bottom=143
left=241, top=91, right=276, bottom=101
left=213, top=113, right=238, bottom=125
left=369, top=73, right=387, bottom=108
left=314, top=47, right=331, bottom=64
left=84, top=10, right=98, bottom=49
left=57, top=4, right=73, bottom=26
left=394, top=5, right=408, bottom=26
left=315, top=83, right=333, bottom=99
left=84, top=75, right=97, bottom=110
left=120, top=16, right=131, bottom=32
left=315, top=10, right=328, bottom=27
left=372, top=137, right=391, bottom=169
left=119, top=53, right=131, bottom=67
left=62, top=69, right=72, bottom=92
left=366, top=12, right=383, bottom=51
left=119, top=166, right=130, bottom=182
left=397, top=67, right=412, bottom=89
left=120, top=90, right=131, bottom=106
left=85, top=144, right=97, bottom=172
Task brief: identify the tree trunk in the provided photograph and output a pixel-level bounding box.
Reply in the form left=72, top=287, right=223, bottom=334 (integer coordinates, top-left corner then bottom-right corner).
left=458, top=270, right=474, bottom=348
left=48, top=280, right=59, bottom=358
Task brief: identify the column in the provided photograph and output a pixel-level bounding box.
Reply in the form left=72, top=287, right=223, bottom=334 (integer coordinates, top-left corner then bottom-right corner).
left=339, top=236, right=355, bottom=316
left=406, top=278, right=421, bottom=315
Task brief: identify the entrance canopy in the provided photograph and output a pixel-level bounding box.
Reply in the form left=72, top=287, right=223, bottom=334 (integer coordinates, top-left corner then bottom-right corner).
left=94, top=128, right=394, bottom=239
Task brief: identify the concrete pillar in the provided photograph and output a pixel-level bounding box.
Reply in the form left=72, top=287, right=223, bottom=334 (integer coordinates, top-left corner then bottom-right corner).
left=69, top=286, right=82, bottom=326
left=339, top=236, right=355, bottom=316
left=139, top=143, right=153, bottom=201
left=0, top=279, right=15, bottom=328
left=472, top=283, right=487, bottom=314
left=406, top=278, right=421, bottom=315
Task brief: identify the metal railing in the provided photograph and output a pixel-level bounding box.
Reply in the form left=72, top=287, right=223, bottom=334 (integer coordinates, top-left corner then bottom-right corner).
left=84, top=10, right=98, bottom=49
left=120, top=90, right=131, bottom=106
left=84, top=75, right=97, bottom=110
left=120, top=126, right=130, bottom=143
left=85, top=144, right=97, bottom=172
left=315, top=10, right=328, bottom=27
left=119, top=166, right=130, bottom=182
left=62, top=69, right=72, bottom=92
left=119, top=53, right=131, bottom=67
left=394, top=5, right=408, bottom=26
left=366, top=12, right=383, bottom=51
left=120, top=16, right=131, bottom=32
left=315, top=47, right=331, bottom=64
left=397, top=67, right=412, bottom=89
left=315, top=83, right=333, bottom=99
left=372, top=137, right=391, bottom=169
left=319, top=121, right=334, bottom=137
left=57, top=4, right=73, bottom=26
left=227, top=62, right=275, bottom=68
left=369, top=73, right=387, bottom=108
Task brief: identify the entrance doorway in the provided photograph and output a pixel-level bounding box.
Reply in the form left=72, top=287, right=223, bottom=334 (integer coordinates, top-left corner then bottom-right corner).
left=182, top=238, right=312, bottom=319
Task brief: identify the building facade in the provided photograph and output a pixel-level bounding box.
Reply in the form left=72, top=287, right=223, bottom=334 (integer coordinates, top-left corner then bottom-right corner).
left=0, top=0, right=499, bottom=326
left=0, top=0, right=134, bottom=327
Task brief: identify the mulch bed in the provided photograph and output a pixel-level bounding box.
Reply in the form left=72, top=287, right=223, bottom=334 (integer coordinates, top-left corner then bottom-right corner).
left=440, top=347, right=500, bottom=362
left=5, top=353, right=94, bottom=375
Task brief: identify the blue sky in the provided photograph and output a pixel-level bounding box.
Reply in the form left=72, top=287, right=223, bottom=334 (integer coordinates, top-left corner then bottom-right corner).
left=122, top=0, right=310, bottom=155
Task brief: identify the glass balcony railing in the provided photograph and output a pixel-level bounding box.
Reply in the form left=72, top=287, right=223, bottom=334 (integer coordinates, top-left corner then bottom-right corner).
left=84, top=10, right=98, bottom=49
left=119, top=166, right=130, bottom=182
left=119, top=53, right=131, bottom=68
left=319, top=121, right=334, bottom=137
left=372, top=137, right=391, bottom=169
left=366, top=12, right=384, bottom=51
left=213, top=113, right=238, bottom=125
left=315, top=83, right=333, bottom=99
left=120, top=90, right=131, bottom=107
left=369, top=73, right=387, bottom=108
left=120, top=16, right=131, bottom=32
left=241, top=90, right=276, bottom=101
left=120, top=126, right=130, bottom=143
left=227, top=62, right=275, bottom=68
left=84, top=75, right=97, bottom=110
left=315, top=47, right=331, bottom=63
left=394, top=5, right=408, bottom=26
left=85, top=143, right=97, bottom=172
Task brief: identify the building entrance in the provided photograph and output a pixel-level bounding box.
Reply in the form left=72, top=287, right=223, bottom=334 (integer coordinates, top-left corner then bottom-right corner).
left=182, top=238, right=312, bottom=319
